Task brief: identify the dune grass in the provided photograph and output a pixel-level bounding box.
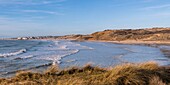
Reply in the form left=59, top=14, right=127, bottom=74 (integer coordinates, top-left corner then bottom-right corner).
left=0, top=62, right=170, bottom=85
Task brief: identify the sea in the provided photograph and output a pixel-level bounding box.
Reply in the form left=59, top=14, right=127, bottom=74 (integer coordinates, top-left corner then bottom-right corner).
left=0, top=40, right=170, bottom=77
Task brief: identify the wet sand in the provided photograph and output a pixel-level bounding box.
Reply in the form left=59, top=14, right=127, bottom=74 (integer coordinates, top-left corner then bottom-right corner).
left=111, top=40, right=170, bottom=58
left=88, top=40, right=170, bottom=61
left=87, top=40, right=170, bottom=45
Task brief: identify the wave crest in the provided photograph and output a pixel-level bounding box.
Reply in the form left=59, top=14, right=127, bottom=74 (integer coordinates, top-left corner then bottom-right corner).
left=0, top=49, right=26, bottom=57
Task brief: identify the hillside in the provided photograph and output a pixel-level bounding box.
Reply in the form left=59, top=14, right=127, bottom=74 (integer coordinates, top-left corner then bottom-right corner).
left=12, top=28, right=170, bottom=42
left=90, top=28, right=170, bottom=41
left=58, top=28, right=170, bottom=41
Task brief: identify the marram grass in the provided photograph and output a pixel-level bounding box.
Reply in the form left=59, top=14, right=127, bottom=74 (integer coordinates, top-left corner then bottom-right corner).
left=0, top=62, right=170, bottom=85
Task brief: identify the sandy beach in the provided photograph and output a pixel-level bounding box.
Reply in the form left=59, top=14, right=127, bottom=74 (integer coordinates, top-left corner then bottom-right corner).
left=87, top=40, right=170, bottom=45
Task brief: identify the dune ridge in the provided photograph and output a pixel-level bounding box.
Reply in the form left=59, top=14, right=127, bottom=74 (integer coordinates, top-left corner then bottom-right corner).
left=0, top=62, right=170, bottom=85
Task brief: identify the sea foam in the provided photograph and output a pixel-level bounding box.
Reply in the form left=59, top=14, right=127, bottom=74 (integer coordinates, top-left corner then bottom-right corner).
left=35, top=40, right=92, bottom=65
left=0, top=49, right=26, bottom=57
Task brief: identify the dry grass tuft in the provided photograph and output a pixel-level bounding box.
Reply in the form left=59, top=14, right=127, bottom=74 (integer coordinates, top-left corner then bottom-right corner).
left=0, top=62, right=170, bottom=85
left=102, top=62, right=159, bottom=85
left=149, top=76, right=166, bottom=85
left=45, top=64, right=59, bottom=75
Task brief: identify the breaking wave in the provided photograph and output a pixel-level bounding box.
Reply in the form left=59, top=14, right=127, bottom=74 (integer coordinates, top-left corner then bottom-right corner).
left=0, top=49, right=27, bottom=57
left=35, top=40, right=93, bottom=65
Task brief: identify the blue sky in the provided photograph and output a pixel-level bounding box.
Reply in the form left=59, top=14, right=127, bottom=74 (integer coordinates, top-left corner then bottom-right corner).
left=0, top=0, right=170, bottom=37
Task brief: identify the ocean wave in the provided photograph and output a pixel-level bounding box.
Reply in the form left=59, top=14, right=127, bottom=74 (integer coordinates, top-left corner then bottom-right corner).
left=0, top=49, right=27, bottom=57
left=66, top=59, right=77, bottom=63
left=36, top=49, right=79, bottom=65
left=52, top=40, right=93, bottom=50
left=58, top=45, right=68, bottom=50
left=14, top=55, right=34, bottom=60
left=123, top=48, right=136, bottom=53
left=62, top=41, right=94, bottom=50
left=44, top=41, right=93, bottom=65
left=54, top=41, right=59, bottom=45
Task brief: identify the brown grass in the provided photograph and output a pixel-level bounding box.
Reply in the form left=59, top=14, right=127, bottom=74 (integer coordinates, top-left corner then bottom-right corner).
left=149, top=76, right=166, bottom=85
left=0, top=62, right=170, bottom=85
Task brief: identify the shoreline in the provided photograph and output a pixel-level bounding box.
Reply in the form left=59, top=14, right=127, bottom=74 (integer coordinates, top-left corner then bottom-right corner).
left=86, top=40, right=170, bottom=58
left=2, top=38, right=170, bottom=45
left=85, top=40, right=170, bottom=45
left=1, top=39, right=170, bottom=62
left=0, top=39, right=170, bottom=79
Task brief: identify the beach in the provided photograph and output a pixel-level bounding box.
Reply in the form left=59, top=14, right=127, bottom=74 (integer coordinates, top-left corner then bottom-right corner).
left=105, top=40, right=170, bottom=45
left=0, top=39, right=170, bottom=85
left=0, top=28, right=170, bottom=85
left=0, top=39, right=170, bottom=78
left=90, top=40, right=170, bottom=58
left=1, top=0, right=170, bottom=84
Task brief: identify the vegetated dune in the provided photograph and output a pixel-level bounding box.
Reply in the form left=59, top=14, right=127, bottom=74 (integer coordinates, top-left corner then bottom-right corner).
left=58, top=28, right=170, bottom=41
left=89, top=28, right=170, bottom=41
left=0, top=62, right=170, bottom=85
left=13, top=27, right=170, bottom=41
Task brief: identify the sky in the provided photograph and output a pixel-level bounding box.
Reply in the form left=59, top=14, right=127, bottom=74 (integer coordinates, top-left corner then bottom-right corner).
left=0, top=0, right=170, bottom=38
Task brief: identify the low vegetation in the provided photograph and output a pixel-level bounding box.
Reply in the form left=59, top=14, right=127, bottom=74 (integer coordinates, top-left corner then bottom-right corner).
left=87, top=28, right=170, bottom=41
left=12, top=28, right=170, bottom=41
left=0, top=62, right=170, bottom=85
left=56, top=28, right=170, bottom=41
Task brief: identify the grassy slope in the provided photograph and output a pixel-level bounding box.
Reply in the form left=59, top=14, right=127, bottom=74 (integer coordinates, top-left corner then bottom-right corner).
left=0, top=62, right=170, bottom=85
left=88, top=28, right=170, bottom=41
left=58, top=28, right=170, bottom=41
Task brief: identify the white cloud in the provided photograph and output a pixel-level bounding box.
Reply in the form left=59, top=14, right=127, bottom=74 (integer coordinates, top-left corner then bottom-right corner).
left=0, top=0, right=65, bottom=17
left=153, top=12, right=170, bottom=17
left=0, top=16, right=42, bottom=27
left=0, top=0, right=66, bottom=5
left=0, top=17, right=11, bottom=21
left=142, top=0, right=155, bottom=3
left=21, top=10, right=64, bottom=15
left=0, top=17, right=15, bottom=24
left=142, top=4, right=170, bottom=10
